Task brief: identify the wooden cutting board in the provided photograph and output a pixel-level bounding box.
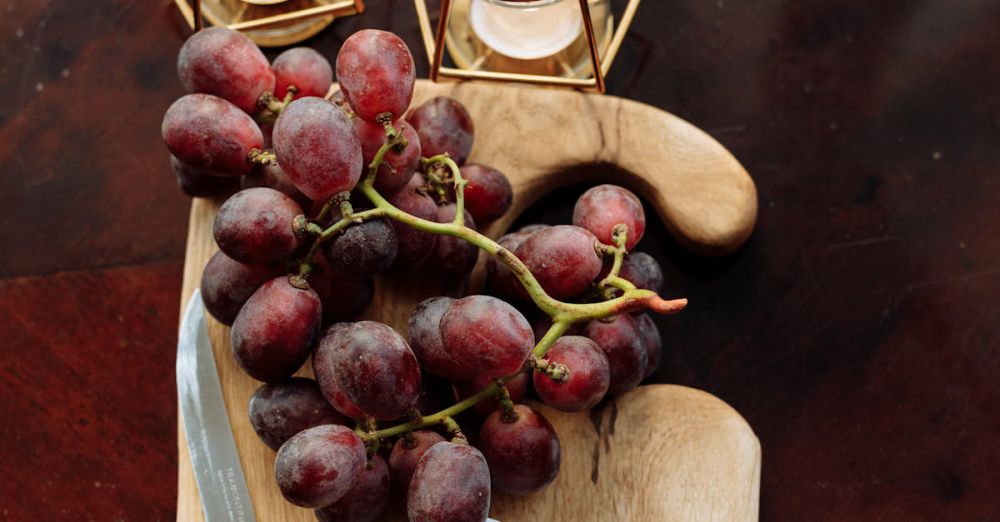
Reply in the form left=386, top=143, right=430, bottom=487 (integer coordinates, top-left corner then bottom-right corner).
left=176, top=80, right=760, bottom=521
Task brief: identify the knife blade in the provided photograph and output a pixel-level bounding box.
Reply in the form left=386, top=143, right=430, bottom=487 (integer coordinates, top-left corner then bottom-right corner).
left=178, top=290, right=256, bottom=522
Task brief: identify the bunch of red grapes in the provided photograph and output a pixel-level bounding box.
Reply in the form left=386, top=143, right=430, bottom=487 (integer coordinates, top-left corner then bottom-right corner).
left=163, top=26, right=681, bottom=522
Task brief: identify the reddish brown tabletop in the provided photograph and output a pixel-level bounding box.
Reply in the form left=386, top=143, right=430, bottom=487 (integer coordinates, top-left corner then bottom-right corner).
left=1, top=1, right=998, bottom=520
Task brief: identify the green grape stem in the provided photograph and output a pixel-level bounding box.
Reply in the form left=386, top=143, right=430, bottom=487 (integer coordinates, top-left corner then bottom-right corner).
left=293, top=125, right=687, bottom=444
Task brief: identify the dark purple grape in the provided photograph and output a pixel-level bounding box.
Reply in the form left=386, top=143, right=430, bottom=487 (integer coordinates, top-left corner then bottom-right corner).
left=313, top=324, right=367, bottom=419
left=213, top=187, right=304, bottom=264
left=322, top=218, right=397, bottom=275
left=162, top=94, right=263, bottom=175
left=533, top=336, right=610, bottom=411
left=248, top=377, right=348, bottom=451
left=429, top=204, right=479, bottom=277
left=487, top=231, right=531, bottom=301
left=619, top=251, right=664, bottom=293
left=274, top=424, right=366, bottom=508
left=200, top=250, right=281, bottom=325
left=452, top=371, right=528, bottom=417
left=407, top=297, right=465, bottom=380
left=231, top=277, right=321, bottom=382
left=514, top=225, right=603, bottom=300
left=584, top=314, right=647, bottom=396
left=241, top=160, right=311, bottom=209
left=314, top=455, right=390, bottom=522
left=336, top=29, right=415, bottom=122
left=479, top=404, right=560, bottom=495
left=355, top=117, right=421, bottom=193
left=634, top=313, right=663, bottom=379
left=407, top=96, right=474, bottom=165
left=388, top=430, right=446, bottom=494
left=273, top=97, right=363, bottom=201
left=272, top=47, right=333, bottom=100
left=308, top=254, right=374, bottom=323
left=415, top=374, right=458, bottom=416
left=407, top=442, right=490, bottom=522
left=329, top=321, right=422, bottom=420
left=177, top=27, right=275, bottom=113
left=573, top=184, right=646, bottom=249
left=531, top=316, right=583, bottom=343
left=459, top=164, right=512, bottom=223
left=171, top=155, right=241, bottom=198
left=440, top=295, right=534, bottom=378
left=386, top=176, right=438, bottom=268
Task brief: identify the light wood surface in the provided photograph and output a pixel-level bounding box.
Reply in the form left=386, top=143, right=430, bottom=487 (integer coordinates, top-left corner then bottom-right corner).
left=177, top=80, right=760, bottom=521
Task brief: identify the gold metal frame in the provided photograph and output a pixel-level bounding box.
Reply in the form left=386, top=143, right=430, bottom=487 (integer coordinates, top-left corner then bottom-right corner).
left=176, top=0, right=365, bottom=32
left=414, top=0, right=640, bottom=93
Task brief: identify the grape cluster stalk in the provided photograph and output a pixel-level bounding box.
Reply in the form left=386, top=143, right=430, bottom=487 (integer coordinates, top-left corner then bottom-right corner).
left=289, top=123, right=687, bottom=446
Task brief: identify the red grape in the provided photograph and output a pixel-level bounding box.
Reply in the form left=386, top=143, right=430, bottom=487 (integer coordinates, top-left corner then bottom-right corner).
left=572, top=184, right=646, bottom=249
left=274, top=424, right=366, bottom=508
left=354, top=117, right=421, bottom=193
left=322, top=218, right=397, bottom=275
left=308, top=254, right=374, bottom=323
left=514, top=225, right=603, bottom=300
left=248, top=377, right=348, bottom=451
left=240, top=160, right=311, bottom=209
left=487, top=230, right=531, bottom=301
left=162, top=94, right=263, bottom=175
left=328, top=89, right=354, bottom=117
left=533, top=336, right=610, bottom=411
left=518, top=224, right=549, bottom=234
left=171, top=155, right=240, bottom=198
left=200, top=250, right=281, bottom=325
left=336, top=29, right=415, bottom=122
left=407, top=297, right=465, bottom=380
left=428, top=204, right=480, bottom=277
left=231, top=277, right=321, bottom=382
left=329, top=321, right=422, bottom=420
left=272, top=47, right=333, bottom=100
left=314, top=455, right=390, bottom=522
left=634, top=313, right=663, bottom=379
left=479, top=404, right=561, bottom=495
left=273, top=96, right=363, bottom=201
left=407, top=96, right=474, bottom=165
left=584, top=314, right=647, bottom=396
left=619, top=251, right=664, bottom=293
left=440, top=295, right=534, bottom=378
left=213, top=187, right=304, bottom=264
left=407, top=442, right=490, bottom=522
left=459, top=164, right=512, bottom=223
left=386, top=176, right=438, bottom=268
left=453, top=371, right=528, bottom=417
left=388, top=430, right=446, bottom=494
left=313, top=324, right=367, bottom=419
left=177, top=27, right=275, bottom=113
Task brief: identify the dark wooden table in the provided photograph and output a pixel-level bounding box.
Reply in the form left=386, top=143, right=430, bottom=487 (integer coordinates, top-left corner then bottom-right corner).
left=1, top=0, right=998, bottom=520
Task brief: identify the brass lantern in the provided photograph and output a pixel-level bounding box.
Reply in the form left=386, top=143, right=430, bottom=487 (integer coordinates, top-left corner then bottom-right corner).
left=414, top=0, right=641, bottom=92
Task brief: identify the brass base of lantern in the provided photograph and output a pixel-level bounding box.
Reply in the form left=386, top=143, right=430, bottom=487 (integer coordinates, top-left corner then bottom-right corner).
left=175, top=0, right=365, bottom=47
left=443, top=0, right=614, bottom=80
left=414, top=0, right=640, bottom=92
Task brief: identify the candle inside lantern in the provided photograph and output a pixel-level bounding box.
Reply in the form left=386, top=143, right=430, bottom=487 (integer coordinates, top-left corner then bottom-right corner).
left=469, top=0, right=583, bottom=60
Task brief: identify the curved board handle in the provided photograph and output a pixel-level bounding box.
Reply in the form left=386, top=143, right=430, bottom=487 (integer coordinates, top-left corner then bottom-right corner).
left=414, top=80, right=757, bottom=255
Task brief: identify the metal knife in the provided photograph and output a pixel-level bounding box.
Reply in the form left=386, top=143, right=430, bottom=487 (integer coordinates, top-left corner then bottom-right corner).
left=178, top=290, right=256, bottom=522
